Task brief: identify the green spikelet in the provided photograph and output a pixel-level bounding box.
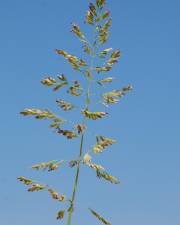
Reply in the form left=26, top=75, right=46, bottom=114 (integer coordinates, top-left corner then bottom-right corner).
left=32, top=160, right=63, bottom=172
left=57, top=210, right=65, bottom=220
left=75, top=124, right=86, bottom=134
left=86, top=3, right=97, bottom=25
left=85, top=162, right=105, bottom=171
left=53, top=82, right=68, bottom=91
left=48, top=189, right=66, bottom=202
left=99, top=48, right=112, bottom=58
left=95, top=66, right=112, bottom=73
left=69, top=160, right=78, bottom=168
left=20, top=109, right=56, bottom=119
left=83, top=153, right=105, bottom=171
left=49, top=118, right=65, bottom=131
left=102, top=10, right=110, bottom=20
left=56, top=49, right=88, bottom=71
left=97, top=77, right=113, bottom=86
left=71, top=23, right=85, bottom=40
left=96, top=170, right=120, bottom=184
left=93, top=136, right=116, bottom=154
left=56, top=49, right=81, bottom=71
left=68, top=81, right=83, bottom=97
left=96, top=0, right=106, bottom=9
left=57, top=129, right=77, bottom=139
left=89, top=208, right=111, bottom=225
left=102, top=85, right=133, bottom=106
left=100, top=18, right=111, bottom=32
left=56, top=99, right=74, bottom=111
left=86, top=10, right=94, bottom=25
left=41, top=77, right=57, bottom=86
left=41, top=75, right=68, bottom=91
left=17, top=177, right=33, bottom=185
left=82, top=109, right=108, bottom=120
left=27, top=184, right=46, bottom=192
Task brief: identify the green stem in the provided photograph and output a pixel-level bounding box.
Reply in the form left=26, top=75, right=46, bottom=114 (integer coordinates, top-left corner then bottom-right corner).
left=67, top=134, right=84, bottom=225
left=67, top=18, right=98, bottom=225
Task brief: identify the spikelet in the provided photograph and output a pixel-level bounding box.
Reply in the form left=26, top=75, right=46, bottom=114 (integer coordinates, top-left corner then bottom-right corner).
left=28, top=184, right=46, bottom=192
left=71, top=23, right=85, bottom=40
left=56, top=210, right=65, bottom=220
left=83, top=153, right=104, bottom=171
left=32, top=160, right=55, bottom=170
left=57, top=129, right=77, bottom=139
left=82, top=109, right=108, bottom=120
left=56, top=49, right=87, bottom=71
left=96, top=0, right=106, bottom=9
left=20, top=109, right=66, bottom=132
left=85, top=162, right=105, bottom=171
left=96, top=170, right=120, bottom=184
left=104, top=90, right=122, bottom=97
left=102, top=10, right=110, bottom=20
left=56, top=49, right=78, bottom=61
left=106, top=58, right=118, bottom=66
left=20, top=109, right=56, bottom=119
left=86, top=3, right=97, bottom=25
left=86, top=10, right=94, bottom=25
left=83, top=46, right=91, bottom=55
left=95, top=66, right=112, bottom=73
left=68, top=87, right=81, bottom=96
left=17, top=177, right=33, bottom=185
left=102, top=95, right=119, bottom=105
left=56, top=99, right=74, bottom=111
left=56, top=49, right=80, bottom=71
left=89, top=208, right=111, bottom=225
left=102, top=85, right=133, bottom=105
left=20, top=109, right=65, bottom=131
left=48, top=189, right=65, bottom=202
left=49, top=118, right=65, bottom=130
left=75, top=124, right=86, bottom=134
left=100, top=19, right=111, bottom=33
left=89, top=3, right=97, bottom=16
left=99, top=48, right=112, bottom=58
left=53, top=82, right=68, bottom=91
left=69, top=160, right=78, bottom=168
left=97, top=77, right=113, bottom=86
left=93, top=136, right=116, bottom=154
left=83, top=153, right=92, bottom=163
left=59, top=74, right=67, bottom=81
left=99, top=31, right=109, bottom=45
left=41, top=77, right=57, bottom=86
left=32, top=160, right=64, bottom=172
left=48, top=162, right=64, bottom=171
left=97, top=17, right=111, bottom=45
left=105, top=49, right=121, bottom=67
left=122, top=85, right=133, bottom=92
left=41, top=75, right=68, bottom=91
left=111, top=49, right=121, bottom=58
left=68, top=81, right=83, bottom=97
left=57, top=74, right=67, bottom=81
left=79, top=59, right=87, bottom=67
left=71, top=23, right=90, bottom=53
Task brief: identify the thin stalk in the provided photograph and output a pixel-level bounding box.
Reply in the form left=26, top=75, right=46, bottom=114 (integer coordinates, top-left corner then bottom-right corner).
left=67, top=134, right=84, bottom=225
left=67, top=20, right=98, bottom=225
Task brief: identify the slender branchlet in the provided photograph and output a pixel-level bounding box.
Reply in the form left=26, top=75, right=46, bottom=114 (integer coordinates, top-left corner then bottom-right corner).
left=18, top=0, right=132, bottom=225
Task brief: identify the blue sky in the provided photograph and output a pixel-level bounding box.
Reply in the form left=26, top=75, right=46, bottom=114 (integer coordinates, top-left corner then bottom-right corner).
left=0, top=0, right=180, bottom=225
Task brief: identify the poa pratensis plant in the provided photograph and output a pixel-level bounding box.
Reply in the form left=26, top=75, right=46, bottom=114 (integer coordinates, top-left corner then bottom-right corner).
left=18, top=0, right=132, bottom=224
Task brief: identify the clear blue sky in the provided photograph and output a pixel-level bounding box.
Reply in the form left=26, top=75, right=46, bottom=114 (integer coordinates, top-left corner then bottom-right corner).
left=0, top=0, right=180, bottom=225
